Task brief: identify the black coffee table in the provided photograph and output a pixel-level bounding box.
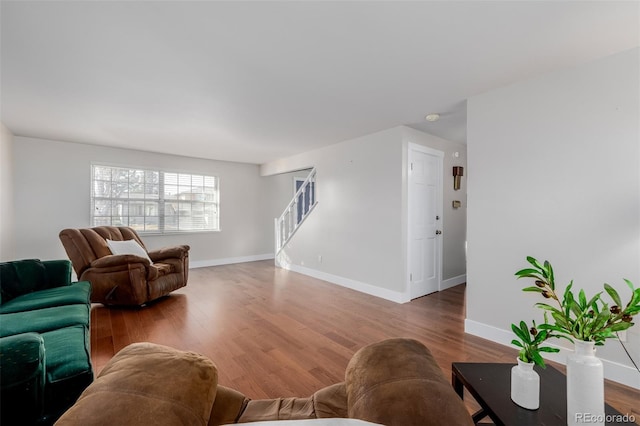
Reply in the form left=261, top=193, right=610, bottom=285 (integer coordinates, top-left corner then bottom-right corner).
left=451, top=363, right=637, bottom=426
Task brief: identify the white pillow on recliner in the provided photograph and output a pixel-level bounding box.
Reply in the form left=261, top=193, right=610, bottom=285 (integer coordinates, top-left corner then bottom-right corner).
left=106, top=239, right=153, bottom=265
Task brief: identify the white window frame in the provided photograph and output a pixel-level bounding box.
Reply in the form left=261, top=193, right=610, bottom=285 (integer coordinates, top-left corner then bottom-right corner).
left=91, top=164, right=220, bottom=234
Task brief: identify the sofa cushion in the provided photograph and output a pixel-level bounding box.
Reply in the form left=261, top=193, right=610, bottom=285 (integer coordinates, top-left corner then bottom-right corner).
left=0, top=304, right=89, bottom=338
left=0, top=259, right=49, bottom=303
left=239, top=397, right=316, bottom=423
left=41, top=325, right=92, bottom=384
left=55, top=342, right=218, bottom=426
left=0, top=281, right=91, bottom=314
left=41, top=325, right=94, bottom=422
left=236, top=382, right=348, bottom=422
left=237, top=420, right=382, bottom=426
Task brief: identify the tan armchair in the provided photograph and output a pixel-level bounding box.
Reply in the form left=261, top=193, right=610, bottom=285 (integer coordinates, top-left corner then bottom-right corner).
left=59, top=226, right=189, bottom=306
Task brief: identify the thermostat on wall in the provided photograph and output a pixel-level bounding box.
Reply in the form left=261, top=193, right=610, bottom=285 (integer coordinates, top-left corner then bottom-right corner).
left=452, top=200, right=461, bottom=209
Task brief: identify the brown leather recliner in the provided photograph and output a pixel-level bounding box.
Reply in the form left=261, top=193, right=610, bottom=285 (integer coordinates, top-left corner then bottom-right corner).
left=59, top=226, right=189, bottom=306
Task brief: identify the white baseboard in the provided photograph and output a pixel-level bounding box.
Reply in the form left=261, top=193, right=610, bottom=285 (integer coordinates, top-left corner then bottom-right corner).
left=285, top=264, right=410, bottom=304
left=441, top=274, right=466, bottom=291
left=464, top=319, right=640, bottom=390
left=190, top=253, right=274, bottom=269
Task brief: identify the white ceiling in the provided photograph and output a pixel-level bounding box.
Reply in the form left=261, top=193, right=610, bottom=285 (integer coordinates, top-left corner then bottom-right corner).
left=1, top=1, right=638, bottom=164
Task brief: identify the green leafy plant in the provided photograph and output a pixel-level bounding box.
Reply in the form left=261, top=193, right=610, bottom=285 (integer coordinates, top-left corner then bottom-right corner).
left=511, top=319, right=560, bottom=368
left=515, top=256, right=640, bottom=345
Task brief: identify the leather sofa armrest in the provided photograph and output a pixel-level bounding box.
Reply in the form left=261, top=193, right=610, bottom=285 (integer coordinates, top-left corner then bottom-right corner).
left=148, top=245, right=190, bottom=262
left=90, top=254, right=150, bottom=269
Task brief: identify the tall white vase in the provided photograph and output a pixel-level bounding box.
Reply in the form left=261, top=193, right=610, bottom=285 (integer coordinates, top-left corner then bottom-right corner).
left=511, top=358, right=540, bottom=410
left=567, top=340, right=604, bottom=426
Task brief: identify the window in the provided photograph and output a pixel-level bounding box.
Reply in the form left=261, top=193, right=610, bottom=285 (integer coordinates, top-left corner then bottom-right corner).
left=91, top=165, right=219, bottom=233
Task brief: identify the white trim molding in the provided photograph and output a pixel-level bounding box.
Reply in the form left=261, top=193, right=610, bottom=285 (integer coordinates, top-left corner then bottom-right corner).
left=441, top=274, right=466, bottom=291
left=464, top=319, right=640, bottom=390
left=190, top=253, right=274, bottom=269
left=285, top=264, right=411, bottom=304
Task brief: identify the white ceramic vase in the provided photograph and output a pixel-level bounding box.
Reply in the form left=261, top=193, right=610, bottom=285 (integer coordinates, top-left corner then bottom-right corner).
left=567, top=340, right=604, bottom=426
left=511, top=358, right=540, bottom=410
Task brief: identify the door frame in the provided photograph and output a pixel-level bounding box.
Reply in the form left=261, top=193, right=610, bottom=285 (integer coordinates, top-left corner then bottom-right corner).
left=406, top=143, right=444, bottom=299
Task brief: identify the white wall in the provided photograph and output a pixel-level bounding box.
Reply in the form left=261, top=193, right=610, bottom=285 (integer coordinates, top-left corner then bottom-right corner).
left=12, top=136, right=282, bottom=265
left=262, top=126, right=467, bottom=302
left=266, top=127, right=407, bottom=301
left=0, top=122, right=15, bottom=261
left=466, top=48, right=640, bottom=389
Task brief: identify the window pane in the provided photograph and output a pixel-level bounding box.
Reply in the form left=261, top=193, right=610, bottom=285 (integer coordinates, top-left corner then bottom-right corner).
left=93, top=180, right=110, bottom=197
left=178, top=174, right=191, bottom=186
left=178, top=203, right=191, bottom=217
left=164, top=202, right=178, bottom=216
left=145, top=201, right=158, bottom=216
left=93, top=166, right=111, bottom=180
left=144, top=171, right=159, bottom=197
left=112, top=171, right=130, bottom=197
left=129, top=217, right=145, bottom=231
left=192, top=175, right=204, bottom=187
left=204, top=204, right=217, bottom=217
left=164, top=184, right=178, bottom=200
left=164, top=200, right=178, bottom=229
left=165, top=173, right=178, bottom=185
left=93, top=200, right=112, bottom=217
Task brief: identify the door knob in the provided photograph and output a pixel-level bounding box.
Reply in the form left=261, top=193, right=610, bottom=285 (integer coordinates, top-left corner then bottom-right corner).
left=436, top=230, right=442, bottom=235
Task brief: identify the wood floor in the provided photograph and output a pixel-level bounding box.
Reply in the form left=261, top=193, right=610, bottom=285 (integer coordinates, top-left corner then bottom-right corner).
left=90, top=260, right=639, bottom=421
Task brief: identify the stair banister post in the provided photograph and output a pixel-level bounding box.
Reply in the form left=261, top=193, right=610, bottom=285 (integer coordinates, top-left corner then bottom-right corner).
left=274, top=217, right=280, bottom=256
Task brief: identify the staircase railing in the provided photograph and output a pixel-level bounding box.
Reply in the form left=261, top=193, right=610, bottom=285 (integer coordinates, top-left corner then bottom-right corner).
left=274, top=168, right=317, bottom=257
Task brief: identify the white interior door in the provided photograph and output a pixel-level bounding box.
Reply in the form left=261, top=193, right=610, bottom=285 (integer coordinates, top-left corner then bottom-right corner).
left=408, top=144, right=443, bottom=299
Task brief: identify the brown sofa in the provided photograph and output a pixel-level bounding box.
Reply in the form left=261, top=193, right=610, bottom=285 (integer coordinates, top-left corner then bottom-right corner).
left=59, top=226, right=189, bottom=306
left=55, top=338, right=473, bottom=426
